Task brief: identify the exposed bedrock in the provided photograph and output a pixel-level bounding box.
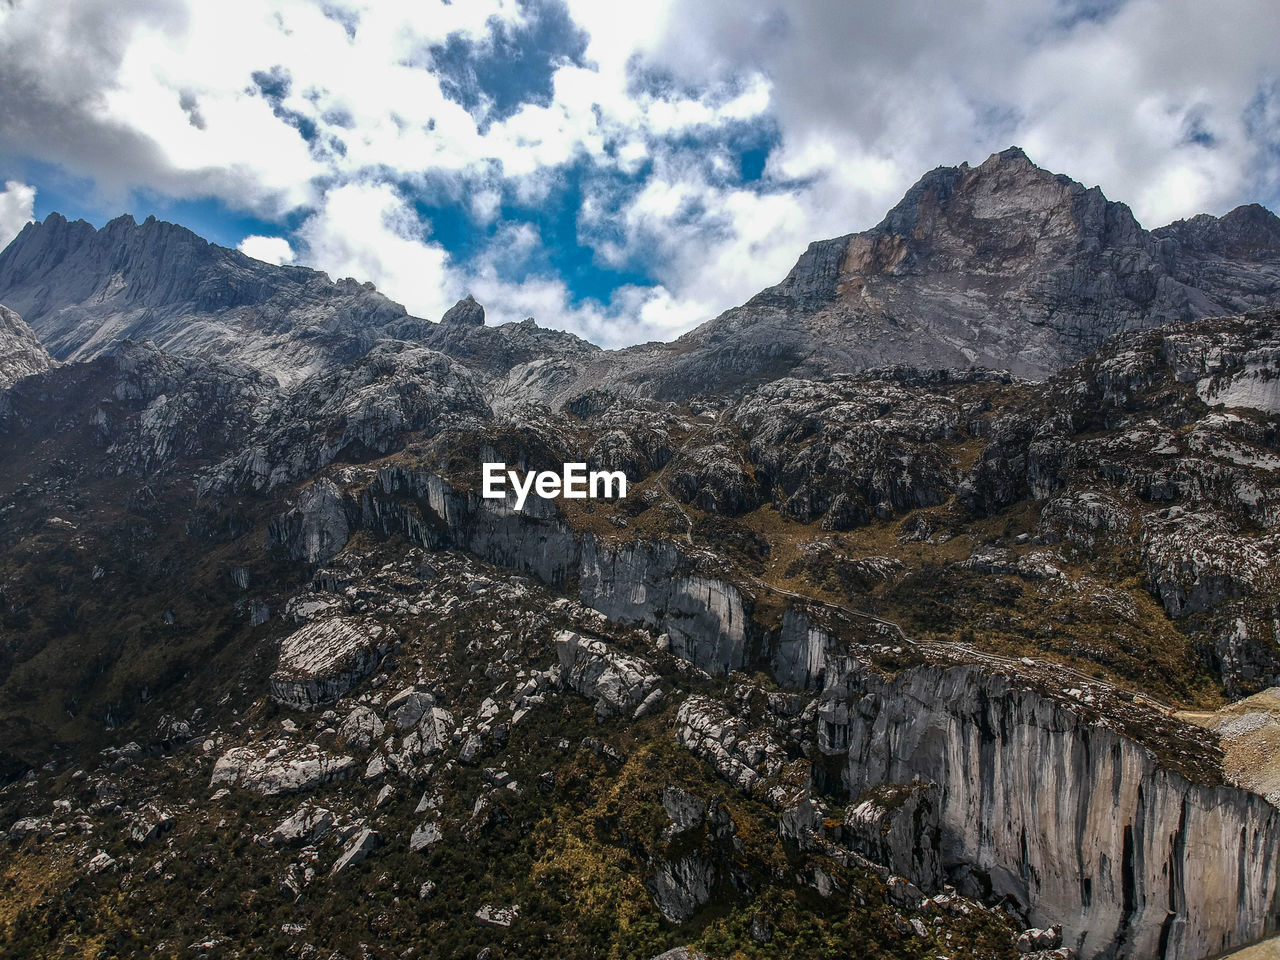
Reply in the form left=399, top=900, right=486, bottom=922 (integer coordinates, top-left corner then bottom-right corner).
left=817, top=661, right=1280, bottom=960
left=269, top=617, right=395, bottom=711
left=578, top=537, right=748, bottom=675
left=356, top=466, right=749, bottom=674
left=324, top=469, right=1279, bottom=959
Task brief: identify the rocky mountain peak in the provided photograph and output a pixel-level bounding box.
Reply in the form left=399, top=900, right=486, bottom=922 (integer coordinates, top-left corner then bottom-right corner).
left=622, top=147, right=1280, bottom=395
left=863, top=146, right=1141, bottom=276
left=1155, top=202, right=1280, bottom=259
left=441, top=294, right=485, bottom=326
left=0, top=212, right=412, bottom=386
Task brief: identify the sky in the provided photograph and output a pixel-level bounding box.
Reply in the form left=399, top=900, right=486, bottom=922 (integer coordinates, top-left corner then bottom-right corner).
left=0, top=0, right=1278, bottom=348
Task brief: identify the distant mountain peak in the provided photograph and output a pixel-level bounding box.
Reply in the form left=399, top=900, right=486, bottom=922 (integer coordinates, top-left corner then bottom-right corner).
left=617, top=147, right=1280, bottom=396
left=0, top=213, right=408, bottom=387
left=441, top=295, right=485, bottom=326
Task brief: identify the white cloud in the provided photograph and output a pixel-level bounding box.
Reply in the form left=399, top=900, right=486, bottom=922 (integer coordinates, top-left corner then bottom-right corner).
left=238, top=234, right=296, bottom=265
left=0, top=181, right=36, bottom=250
left=2, top=0, right=1279, bottom=348
left=297, top=181, right=455, bottom=321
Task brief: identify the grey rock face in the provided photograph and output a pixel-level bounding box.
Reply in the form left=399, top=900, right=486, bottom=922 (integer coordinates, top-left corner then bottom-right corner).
left=331, top=827, right=379, bottom=875
left=647, top=853, right=715, bottom=923
left=676, top=695, right=785, bottom=796
left=269, top=479, right=351, bottom=564
left=0, top=304, right=54, bottom=389
left=362, top=466, right=751, bottom=676
left=124, top=804, right=175, bottom=844
left=554, top=630, right=660, bottom=718
left=209, top=742, right=357, bottom=795
left=592, top=148, right=1280, bottom=400
left=660, top=785, right=706, bottom=837
left=384, top=686, right=435, bottom=730
left=0, top=214, right=414, bottom=386
left=0, top=338, right=269, bottom=477
left=337, top=705, right=385, bottom=751
left=842, top=783, right=943, bottom=892
left=269, top=618, right=395, bottom=710
left=267, top=804, right=336, bottom=847
left=440, top=295, right=485, bottom=327
left=215, top=342, right=488, bottom=495
left=818, top=662, right=1280, bottom=960
left=579, top=537, right=747, bottom=675
left=409, top=820, right=442, bottom=852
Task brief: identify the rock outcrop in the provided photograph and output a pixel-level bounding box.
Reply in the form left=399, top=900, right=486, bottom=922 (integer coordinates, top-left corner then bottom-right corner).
left=817, top=661, right=1280, bottom=960
left=440, top=295, right=485, bottom=327
left=0, top=304, right=54, bottom=389
left=210, top=743, right=357, bottom=796
left=554, top=630, right=661, bottom=718
left=269, top=618, right=395, bottom=710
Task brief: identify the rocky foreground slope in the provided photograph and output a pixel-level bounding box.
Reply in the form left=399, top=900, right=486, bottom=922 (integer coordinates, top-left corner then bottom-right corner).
left=1, top=151, right=1279, bottom=960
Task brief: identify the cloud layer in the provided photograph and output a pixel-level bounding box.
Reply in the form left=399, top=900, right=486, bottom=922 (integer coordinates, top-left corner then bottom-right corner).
left=1, top=0, right=1277, bottom=346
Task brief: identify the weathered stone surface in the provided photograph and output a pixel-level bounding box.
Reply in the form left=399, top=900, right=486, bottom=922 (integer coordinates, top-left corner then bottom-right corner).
left=338, top=705, right=385, bottom=751
left=385, top=686, right=435, bottom=730
left=0, top=304, right=54, bottom=389
left=474, top=903, right=519, bottom=927
left=675, top=696, right=785, bottom=796
left=270, top=618, right=395, bottom=710
left=268, top=804, right=335, bottom=847
left=84, top=850, right=117, bottom=876
left=0, top=213, right=411, bottom=386
left=440, top=295, right=485, bottom=327
left=210, top=742, right=356, bottom=796
left=554, top=630, right=660, bottom=718
left=660, top=785, right=705, bottom=838
left=647, top=854, right=715, bottom=923
left=817, top=662, right=1280, bottom=960
left=125, top=804, right=175, bottom=844
left=331, top=827, right=379, bottom=875
left=269, top=479, right=350, bottom=564
left=409, top=820, right=442, bottom=852
left=842, top=783, right=942, bottom=891
left=579, top=538, right=747, bottom=675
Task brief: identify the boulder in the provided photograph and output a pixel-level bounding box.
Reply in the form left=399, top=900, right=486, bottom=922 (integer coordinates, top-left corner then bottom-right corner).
left=270, top=618, right=395, bottom=710
left=210, top=742, right=356, bottom=796
left=409, top=821, right=442, bottom=852
left=385, top=686, right=435, bottom=729
left=338, top=705, right=385, bottom=751
left=554, top=630, right=660, bottom=718
left=331, top=827, right=379, bottom=876
left=268, top=804, right=336, bottom=846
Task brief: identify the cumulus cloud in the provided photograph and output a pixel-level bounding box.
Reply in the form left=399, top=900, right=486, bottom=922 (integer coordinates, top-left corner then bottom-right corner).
left=1, top=0, right=1278, bottom=346
left=237, top=234, right=296, bottom=265
left=297, top=181, right=455, bottom=322
left=0, top=181, right=36, bottom=250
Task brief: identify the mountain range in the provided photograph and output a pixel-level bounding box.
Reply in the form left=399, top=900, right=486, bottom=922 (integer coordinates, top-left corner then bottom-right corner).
left=3, top=146, right=1278, bottom=404
left=1, top=149, right=1279, bottom=960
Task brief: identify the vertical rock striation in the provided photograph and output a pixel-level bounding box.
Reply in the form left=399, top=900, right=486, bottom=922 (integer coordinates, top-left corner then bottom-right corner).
left=817, top=661, right=1280, bottom=960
